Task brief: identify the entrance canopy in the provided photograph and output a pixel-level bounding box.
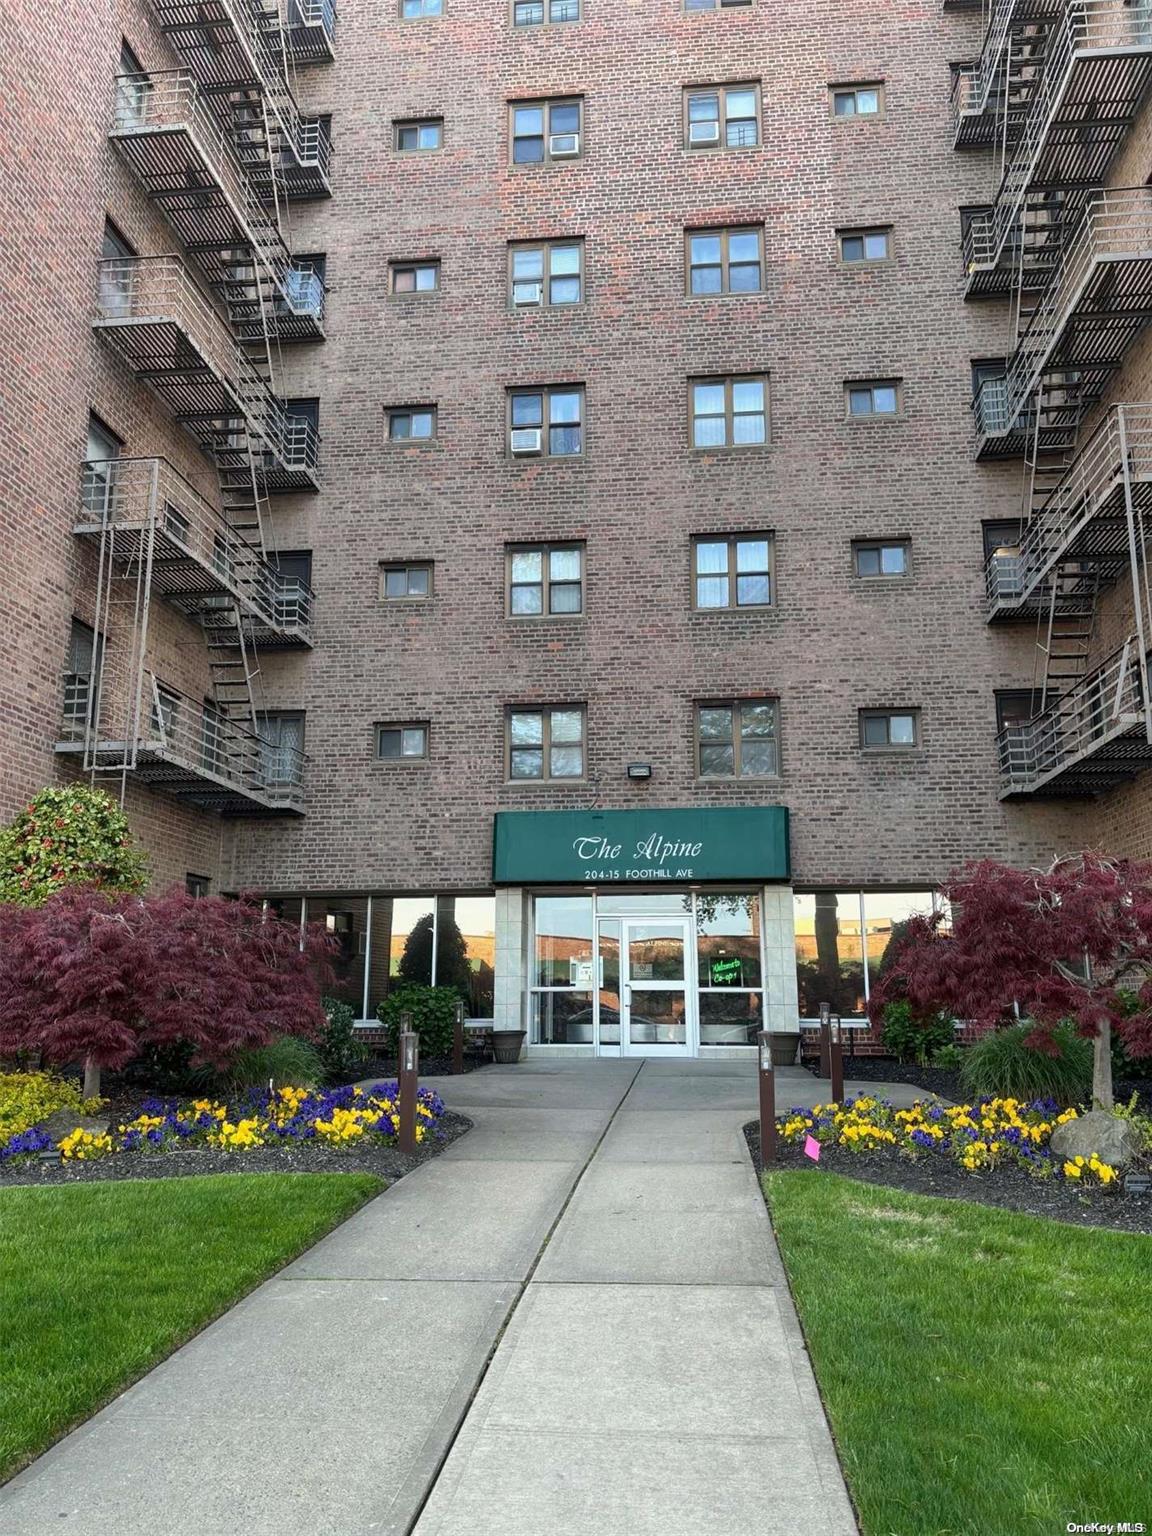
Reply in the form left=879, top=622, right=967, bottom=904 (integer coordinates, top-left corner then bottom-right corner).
left=492, top=806, right=790, bottom=885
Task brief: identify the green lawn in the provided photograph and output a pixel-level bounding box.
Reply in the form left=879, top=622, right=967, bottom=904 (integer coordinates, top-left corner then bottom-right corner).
left=0, top=1173, right=382, bottom=1484
left=763, top=1171, right=1151, bottom=1536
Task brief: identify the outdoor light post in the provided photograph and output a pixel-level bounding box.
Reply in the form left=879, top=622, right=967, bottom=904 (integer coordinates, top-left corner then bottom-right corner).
left=818, top=1001, right=832, bottom=1079
left=452, top=997, right=465, bottom=1076
left=398, top=1016, right=419, bottom=1155
left=757, top=1030, right=776, bottom=1165
left=829, top=1012, right=845, bottom=1105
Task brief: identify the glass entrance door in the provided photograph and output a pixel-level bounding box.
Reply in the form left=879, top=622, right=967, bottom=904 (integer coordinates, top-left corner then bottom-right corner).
left=619, top=917, right=694, bottom=1056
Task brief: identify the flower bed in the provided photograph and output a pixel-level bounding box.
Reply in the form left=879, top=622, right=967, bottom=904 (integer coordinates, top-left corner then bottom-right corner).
left=0, top=1071, right=89, bottom=1147
left=0, top=1083, right=447, bottom=1166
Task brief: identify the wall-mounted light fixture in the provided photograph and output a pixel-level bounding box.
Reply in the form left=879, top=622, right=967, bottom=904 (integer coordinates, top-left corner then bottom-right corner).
left=627, top=763, right=652, bottom=780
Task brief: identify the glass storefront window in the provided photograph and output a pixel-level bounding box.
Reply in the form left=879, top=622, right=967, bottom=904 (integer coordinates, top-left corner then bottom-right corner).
left=534, top=895, right=595, bottom=987
left=863, top=892, right=935, bottom=998
left=390, top=896, right=437, bottom=986
left=531, top=990, right=595, bottom=1045
left=697, top=891, right=763, bottom=1046
left=596, top=892, right=693, bottom=916
left=794, top=890, right=937, bottom=1019
left=436, top=895, right=496, bottom=1017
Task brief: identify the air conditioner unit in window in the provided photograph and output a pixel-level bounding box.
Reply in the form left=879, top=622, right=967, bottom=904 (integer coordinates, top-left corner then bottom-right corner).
left=549, top=132, right=580, bottom=157
left=513, top=281, right=543, bottom=306
left=510, top=428, right=543, bottom=456
left=688, top=122, right=720, bottom=145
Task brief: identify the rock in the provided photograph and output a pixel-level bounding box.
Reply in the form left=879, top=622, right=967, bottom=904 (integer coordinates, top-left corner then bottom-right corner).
left=39, top=1111, right=111, bottom=1142
left=1049, top=1110, right=1141, bottom=1169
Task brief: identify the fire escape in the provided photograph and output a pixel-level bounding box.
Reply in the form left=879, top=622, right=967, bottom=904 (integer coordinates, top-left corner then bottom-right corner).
left=954, top=0, right=1152, bottom=796
left=60, top=0, right=335, bottom=816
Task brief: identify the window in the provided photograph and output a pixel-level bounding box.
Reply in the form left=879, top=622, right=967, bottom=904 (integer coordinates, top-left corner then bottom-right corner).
left=400, top=0, right=441, bottom=15
left=115, top=40, right=150, bottom=127
left=995, top=689, right=1040, bottom=732
left=185, top=874, right=210, bottom=899
left=696, top=700, right=779, bottom=778
left=388, top=406, right=437, bottom=441
left=99, top=221, right=136, bottom=317
left=150, top=683, right=180, bottom=741
left=258, top=712, right=305, bottom=785
left=508, top=386, right=584, bottom=457
left=794, top=890, right=940, bottom=1020
left=853, top=540, right=908, bottom=577
left=971, top=358, right=1007, bottom=412
left=63, top=618, right=103, bottom=728
left=685, top=0, right=752, bottom=11
left=514, top=0, right=579, bottom=25
left=508, top=706, right=585, bottom=779
left=846, top=381, right=900, bottom=419
left=509, top=241, right=582, bottom=306
left=686, top=227, right=763, bottom=296
left=860, top=709, right=919, bottom=749
left=508, top=544, right=584, bottom=616
left=693, top=534, right=773, bottom=608
left=395, top=119, right=443, bottom=151
left=376, top=722, right=430, bottom=759
left=690, top=374, right=767, bottom=448
left=839, top=227, right=890, bottom=263
left=391, top=260, right=440, bottom=294
left=510, top=99, right=582, bottom=164
left=282, top=254, right=325, bottom=318
left=271, top=551, right=312, bottom=624
left=82, top=414, right=122, bottom=516
left=684, top=84, right=760, bottom=148
left=284, top=397, right=320, bottom=466
left=831, top=83, right=883, bottom=118
left=380, top=561, right=433, bottom=600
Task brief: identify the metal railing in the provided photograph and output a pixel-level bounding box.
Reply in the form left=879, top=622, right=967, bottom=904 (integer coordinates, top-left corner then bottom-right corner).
left=60, top=671, right=305, bottom=804
left=77, top=457, right=313, bottom=639
left=287, top=0, right=337, bottom=50
left=984, top=403, right=1152, bottom=605
left=963, top=1, right=1152, bottom=278
left=95, top=255, right=244, bottom=394
left=974, top=187, right=1152, bottom=438
left=279, top=266, right=326, bottom=322
left=997, top=638, right=1148, bottom=788
left=951, top=0, right=1033, bottom=131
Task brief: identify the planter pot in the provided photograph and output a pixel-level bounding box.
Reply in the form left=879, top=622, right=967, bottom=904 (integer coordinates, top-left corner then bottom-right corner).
left=768, top=1032, right=799, bottom=1068
left=491, top=1029, right=527, bottom=1065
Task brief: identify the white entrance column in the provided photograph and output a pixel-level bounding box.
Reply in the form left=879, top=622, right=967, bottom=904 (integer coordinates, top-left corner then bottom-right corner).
left=493, top=887, right=528, bottom=1033
left=761, top=885, right=799, bottom=1034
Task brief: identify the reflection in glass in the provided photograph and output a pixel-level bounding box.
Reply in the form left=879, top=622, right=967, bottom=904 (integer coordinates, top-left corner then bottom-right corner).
left=863, top=892, right=934, bottom=998
left=533, top=990, right=594, bottom=1044
left=435, top=895, right=496, bottom=1017
left=391, top=896, right=437, bottom=986
left=699, top=991, right=764, bottom=1046
left=696, top=892, right=762, bottom=987
left=598, top=919, right=621, bottom=1044
left=627, top=925, right=685, bottom=982
left=317, top=896, right=368, bottom=1015
left=596, top=892, right=693, bottom=916
left=629, top=989, right=687, bottom=1046
left=534, top=896, right=594, bottom=986
left=793, top=892, right=865, bottom=1017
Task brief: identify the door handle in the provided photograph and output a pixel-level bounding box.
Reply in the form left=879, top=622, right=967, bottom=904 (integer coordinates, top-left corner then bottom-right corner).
left=624, top=985, right=631, bottom=1004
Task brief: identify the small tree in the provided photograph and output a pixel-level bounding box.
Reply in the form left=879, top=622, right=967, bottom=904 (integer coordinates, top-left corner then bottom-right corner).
left=0, top=889, right=333, bottom=1098
left=0, top=785, right=147, bottom=907
left=867, top=854, right=1152, bottom=1109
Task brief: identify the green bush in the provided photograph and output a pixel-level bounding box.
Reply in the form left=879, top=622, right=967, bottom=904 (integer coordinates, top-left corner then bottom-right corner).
left=318, top=997, right=370, bottom=1084
left=881, top=1001, right=956, bottom=1065
left=0, top=785, right=147, bottom=907
left=377, top=984, right=460, bottom=1058
left=960, top=1021, right=1092, bottom=1104
left=930, top=1043, right=964, bottom=1072
left=194, top=1036, right=324, bottom=1093
left=0, top=1072, right=87, bottom=1142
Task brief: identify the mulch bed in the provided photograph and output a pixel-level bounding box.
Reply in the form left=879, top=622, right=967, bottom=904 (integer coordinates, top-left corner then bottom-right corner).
left=0, top=1110, right=473, bottom=1188
left=744, top=1121, right=1152, bottom=1235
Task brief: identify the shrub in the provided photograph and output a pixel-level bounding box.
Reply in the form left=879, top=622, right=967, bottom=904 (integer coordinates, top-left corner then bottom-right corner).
left=0, top=785, right=147, bottom=907
left=377, top=984, right=460, bottom=1058
left=194, top=1036, right=325, bottom=1093
left=319, top=997, right=370, bottom=1084
left=0, top=1071, right=86, bottom=1143
left=931, top=1043, right=964, bottom=1072
left=881, top=1001, right=955, bottom=1065
left=960, top=1021, right=1093, bottom=1104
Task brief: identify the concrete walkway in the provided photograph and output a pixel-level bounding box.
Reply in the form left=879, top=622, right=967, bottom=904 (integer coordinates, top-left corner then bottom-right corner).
left=0, top=1061, right=900, bottom=1535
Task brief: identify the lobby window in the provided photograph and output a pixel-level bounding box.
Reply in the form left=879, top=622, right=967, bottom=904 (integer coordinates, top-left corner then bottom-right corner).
left=514, top=0, right=579, bottom=24
left=530, top=894, right=595, bottom=1044
left=377, top=722, right=429, bottom=759
left=508, top=386, right=584, bottom=457
left=690, top=375, right=768, bottom=448
left=831, top=83, right=883, bottom=118
left=400, top=0, right=441, bottom=15
left=388, top=406, right=437, bottom=441
left=794, top=890, right=941, bottom=1020
left=698, top=892, right=764, bottom=1046
left=839, top=227, right=891, bottom=263
left=508, top=544, right=584, bottom=616
left=696, top=700, right=779, bottom=778
left=391, top=260, right=440, bottom=294
left=853, top=540, right=908, bottom=578
left=686, top=227, right=763, bottom=296
left=860, top=709, right=919, bottom=749
left=380, top=561, right=433, bottom=600
left=846, top=380, right=900, bottom=419
left=508, top=706, right=585, bottom=780
left=684, top=84, right=760, bottom=148
left=185, top=873, right=210, bottom=899
left=693, top=534, right=773, bottom=608
left=509, top=241, right=583, bottom=306
left=395, top=118, right=443, bottom=151
left=510, top=99, right=582, bottom=164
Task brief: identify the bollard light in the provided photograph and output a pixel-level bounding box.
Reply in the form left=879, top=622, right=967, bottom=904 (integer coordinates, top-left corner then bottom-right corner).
left=401, top=1031, right=418, bottom=1076
left=829, top=1011, right=845, bottom=1105
left=757, top=1029, right=777, bottom=1167
left=453, top=997, right=465, bottom=1076
left=398, top=1028, right=419, bottom=1154
left=758, top=1029, right=774, bottom=1075
left=818, top=1000, right=832, bottom=1080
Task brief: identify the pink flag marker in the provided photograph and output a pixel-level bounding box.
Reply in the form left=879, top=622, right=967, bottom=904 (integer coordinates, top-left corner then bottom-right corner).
left=804, top=1135, right=822, bottom=1162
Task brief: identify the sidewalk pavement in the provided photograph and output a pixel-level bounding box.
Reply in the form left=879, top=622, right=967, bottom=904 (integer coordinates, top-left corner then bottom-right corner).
left=0, top=1060, right=892, bottom=1535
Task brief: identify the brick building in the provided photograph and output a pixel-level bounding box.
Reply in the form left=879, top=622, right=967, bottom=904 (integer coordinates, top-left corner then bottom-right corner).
left=3, top=0, right=1151, bottom=1056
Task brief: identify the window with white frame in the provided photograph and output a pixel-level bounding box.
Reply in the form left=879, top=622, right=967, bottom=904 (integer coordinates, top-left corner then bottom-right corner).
left=793, top=890, right=942, bottom=1020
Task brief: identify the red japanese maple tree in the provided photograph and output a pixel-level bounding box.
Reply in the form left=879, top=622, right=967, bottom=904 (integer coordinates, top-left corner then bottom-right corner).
left=0, top=888, right=334, bottom=1098
left=867, top=853, right=1152, bottom=1109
